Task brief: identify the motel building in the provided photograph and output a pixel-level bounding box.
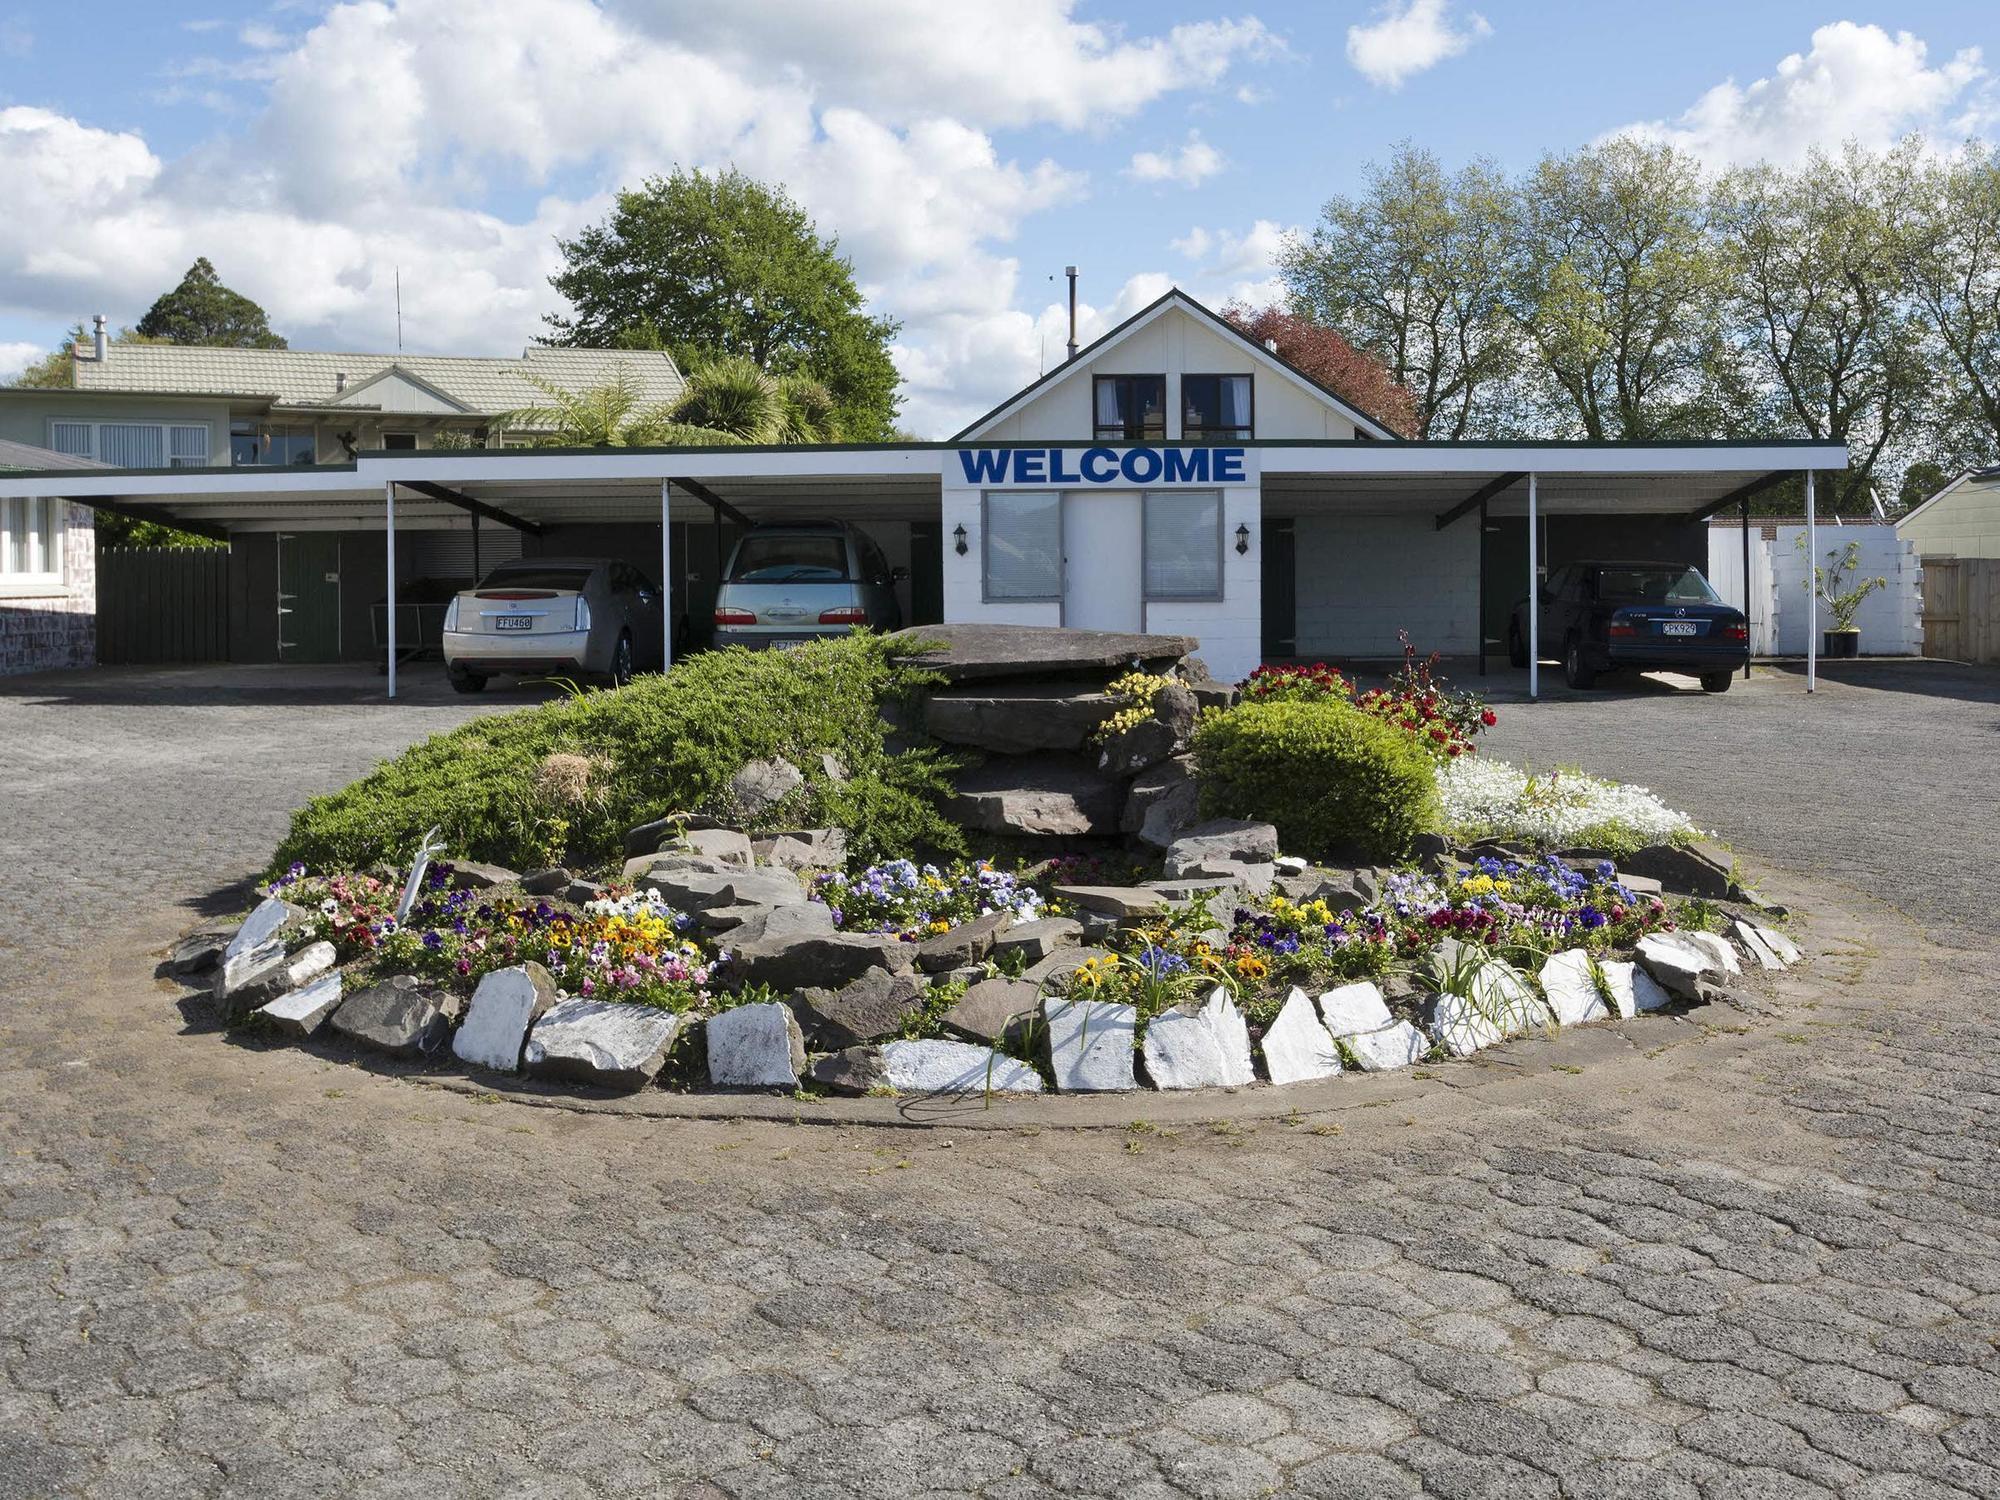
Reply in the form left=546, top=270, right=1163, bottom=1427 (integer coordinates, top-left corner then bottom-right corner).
left=0, top=290, right=1846, bottom=696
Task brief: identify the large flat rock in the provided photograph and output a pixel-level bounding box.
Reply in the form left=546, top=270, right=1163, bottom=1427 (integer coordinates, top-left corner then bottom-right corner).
left=881, top=1039, right=1044, bottom=1095
left=924, top=685, right=1117, bottom=754
left=947, top=757, right=1124, bottom=838
left=525, top=998, right=681, bottom=1090
left=890, top=623, right=1196, bottom=682
left=1043, top=995, right=1138, bottom=1092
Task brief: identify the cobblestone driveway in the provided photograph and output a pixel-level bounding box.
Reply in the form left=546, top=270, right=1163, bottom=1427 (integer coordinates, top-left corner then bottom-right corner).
left=3, top=663, right=1997, bottom=1498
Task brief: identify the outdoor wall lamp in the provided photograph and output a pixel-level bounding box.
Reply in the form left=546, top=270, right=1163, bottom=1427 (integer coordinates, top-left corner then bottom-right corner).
left=1235, top=523, right=1251, bottom=555
left=954, top=523, right=969, bottom=556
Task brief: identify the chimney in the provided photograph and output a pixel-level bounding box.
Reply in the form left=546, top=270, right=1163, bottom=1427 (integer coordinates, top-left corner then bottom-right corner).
left=92, top=314, right=108, bottom=363
left=1064, top=266, right=1079, bottom=361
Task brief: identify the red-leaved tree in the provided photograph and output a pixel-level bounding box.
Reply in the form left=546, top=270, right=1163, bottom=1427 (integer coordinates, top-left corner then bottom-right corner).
left=1221, top=301, right=1420, bottom=437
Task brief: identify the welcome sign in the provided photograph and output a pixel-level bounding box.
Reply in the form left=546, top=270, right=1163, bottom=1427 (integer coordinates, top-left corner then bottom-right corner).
left=956, top=446, right=1251, bottom=487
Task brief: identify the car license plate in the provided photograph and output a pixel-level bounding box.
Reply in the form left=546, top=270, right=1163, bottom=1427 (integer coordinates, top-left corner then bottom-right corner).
left=495, top=615, right=533, bottom=631
left=771, top=639, right=805, bottom=651
left=1662, top=621, right=1698, bottom=636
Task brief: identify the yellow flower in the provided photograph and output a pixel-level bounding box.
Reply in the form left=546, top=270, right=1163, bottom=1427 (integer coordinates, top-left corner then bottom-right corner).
left=1234, top=955, right=1269, bottom=979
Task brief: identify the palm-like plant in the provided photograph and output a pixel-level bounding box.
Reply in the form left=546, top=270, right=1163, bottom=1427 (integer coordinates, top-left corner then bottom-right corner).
left=506, top=355, right=843, bottom=447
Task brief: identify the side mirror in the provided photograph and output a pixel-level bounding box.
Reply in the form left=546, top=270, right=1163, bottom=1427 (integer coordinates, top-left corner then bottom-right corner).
left=890, top=565, right=910, bottom=583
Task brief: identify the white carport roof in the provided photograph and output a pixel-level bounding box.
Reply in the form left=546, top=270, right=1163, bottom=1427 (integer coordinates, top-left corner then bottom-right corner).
left=0, top=439, right=1849, bottom=536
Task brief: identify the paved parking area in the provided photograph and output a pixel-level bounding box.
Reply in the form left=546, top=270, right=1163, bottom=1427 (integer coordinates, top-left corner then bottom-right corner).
left=2, top=660, right=1998, bottom=1498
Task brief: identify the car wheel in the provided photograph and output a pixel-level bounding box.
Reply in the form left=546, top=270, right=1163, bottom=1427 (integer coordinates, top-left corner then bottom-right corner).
left=1562, top=635, right=1596, bottom=690
left=609, top=632, right=635, bottom=687
left=1700, top=670, right=1734, bottom=694
left=1506, top=621, right=1528, bottom=668
left=448, top=668, right=487, bottom=695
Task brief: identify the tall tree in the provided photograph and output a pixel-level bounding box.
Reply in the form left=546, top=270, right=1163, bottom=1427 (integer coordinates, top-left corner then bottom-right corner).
left=134, top=258, right=287, bottom=348
left=1711, top=143, right=1929, bottom=511
left=544, top=169, right=901, bottom=440
left=507, top=355, right=841, bottom=447
left=1219, top=302, right=1418, bottom=436
left=1899, top=143, right=2000, bottom=466
left=1505, top=139, right=1723, bottom=439
left=1279, top=143, right=1517, bottom=438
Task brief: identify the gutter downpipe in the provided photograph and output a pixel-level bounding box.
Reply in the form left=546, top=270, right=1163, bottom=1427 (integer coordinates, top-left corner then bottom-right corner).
left=1526, top=472, right=1539, bottom=702
left=661, top=479, right=674, bottom=671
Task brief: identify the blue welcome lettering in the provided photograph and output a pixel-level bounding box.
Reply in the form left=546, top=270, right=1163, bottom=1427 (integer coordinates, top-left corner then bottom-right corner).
left=1214, top=448, right=1246, bottom=483
left=1081, top=447, right=1119, bottom=482
left=958, top=449, right=1009, bottom=484
left=1049, top=448, right=1079, bottom=483
left=1120, top=448, right=1164, bottom=484
left=1161, top=449, right=1210, bottom=484
left=1012, top=449, right=1047, bottom=484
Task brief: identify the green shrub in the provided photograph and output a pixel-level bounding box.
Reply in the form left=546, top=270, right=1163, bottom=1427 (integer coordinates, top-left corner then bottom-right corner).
left=1190, top=699, right=1438, bottom=862
left=274, top=635, right=964, bottom=874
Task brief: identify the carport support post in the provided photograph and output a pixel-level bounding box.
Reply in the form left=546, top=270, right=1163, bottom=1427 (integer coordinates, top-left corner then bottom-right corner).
left=660, top=479, right=673, bottom=671
left=1526, top=473, right=1539, bottom=701
left=1805, top=469, right=1817, bottom=694
left=1741, top=492, right=1751, bottom=680
left=384, top=482, right=397, bottom=700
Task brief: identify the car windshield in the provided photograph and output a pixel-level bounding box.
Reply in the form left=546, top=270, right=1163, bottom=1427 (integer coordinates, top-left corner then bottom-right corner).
left=1594, top=566, right=1721, bottom=604
left=731, top=534, right=849, bottom=582
left=479, top=567, right=593, bottom=592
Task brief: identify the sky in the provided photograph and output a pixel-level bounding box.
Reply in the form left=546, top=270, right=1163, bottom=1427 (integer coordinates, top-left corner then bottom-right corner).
left=0, top=1, right=1994, bottom=436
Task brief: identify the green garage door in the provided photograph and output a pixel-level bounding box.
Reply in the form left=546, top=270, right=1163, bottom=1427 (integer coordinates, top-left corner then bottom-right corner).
left=277, top=533, right=343, bottom=662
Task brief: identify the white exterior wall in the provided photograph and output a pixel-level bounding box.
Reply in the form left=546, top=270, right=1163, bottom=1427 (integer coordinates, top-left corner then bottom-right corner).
left=0, top=392, right=233, bottom=468
left=1769, top=524, right=1924, bottom=656
left=1292, top=513, right=1480, bottom=657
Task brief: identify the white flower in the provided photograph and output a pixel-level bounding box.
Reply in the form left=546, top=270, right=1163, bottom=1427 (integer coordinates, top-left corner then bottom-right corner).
left=1436, top=757, right=1700, bottom=850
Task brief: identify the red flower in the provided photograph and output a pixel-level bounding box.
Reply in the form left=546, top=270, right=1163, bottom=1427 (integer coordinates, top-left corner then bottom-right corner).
left=1480, top=709, right=1498, bottom=727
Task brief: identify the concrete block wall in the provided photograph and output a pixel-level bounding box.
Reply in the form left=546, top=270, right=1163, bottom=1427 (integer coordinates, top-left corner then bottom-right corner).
left=1769, top=525, right=1924, bottom=655
left=0, top=502, right=96, bottom=675
left=1292, top=512, right=1479, bottom=658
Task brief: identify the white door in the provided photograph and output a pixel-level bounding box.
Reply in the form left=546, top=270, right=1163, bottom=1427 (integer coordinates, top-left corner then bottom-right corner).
left=1063, top=491, right=1143, bottom=631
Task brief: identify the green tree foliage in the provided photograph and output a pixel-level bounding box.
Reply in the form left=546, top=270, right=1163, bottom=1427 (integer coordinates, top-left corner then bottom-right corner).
left=1505, top=139, right=1723, bottom=440
left=134, top=258, right=287, bottom=348
left=544, top=169, right=901, bottom=440
left=1284, top=134, right=2000, bottom=505
left=274, top=634, right=962, bottom=872
left=1281, top=143, right=1517, bottom=439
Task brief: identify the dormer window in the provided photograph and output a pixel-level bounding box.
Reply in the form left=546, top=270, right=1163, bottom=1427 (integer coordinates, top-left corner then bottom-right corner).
left=1182, top=375, right=1253, bottom=440
left=1093, top=375, right=1166, bottom=441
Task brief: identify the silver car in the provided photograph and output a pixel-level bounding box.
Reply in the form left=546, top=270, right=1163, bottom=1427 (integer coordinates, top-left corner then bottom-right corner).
left=712, top=522, right=905, bottom=650
left=442, top=557, right=665, bottom=692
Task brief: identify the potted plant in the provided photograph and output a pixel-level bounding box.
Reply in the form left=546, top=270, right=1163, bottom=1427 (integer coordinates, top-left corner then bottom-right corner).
left=1796, top=536, right=1886, bottom=659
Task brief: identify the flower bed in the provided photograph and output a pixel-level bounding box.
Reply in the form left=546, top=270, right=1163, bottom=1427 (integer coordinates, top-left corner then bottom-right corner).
left=1436, top=757, right=1703, bottom=853
left=808, top=858, right=1044, bottom=941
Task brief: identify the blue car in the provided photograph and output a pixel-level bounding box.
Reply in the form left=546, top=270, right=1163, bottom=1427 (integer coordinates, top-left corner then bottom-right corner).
left=1509, top=561, right=1750, bottom=693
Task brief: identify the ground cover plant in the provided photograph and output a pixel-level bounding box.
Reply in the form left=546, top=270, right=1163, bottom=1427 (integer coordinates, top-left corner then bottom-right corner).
left=809, top=858, right=1045, bottom=941
left=1241, top=635, right=1496, bottom=761
left=1436, top=757, right=1703, bottom=854
left=273, top=635, right=962, bottom=875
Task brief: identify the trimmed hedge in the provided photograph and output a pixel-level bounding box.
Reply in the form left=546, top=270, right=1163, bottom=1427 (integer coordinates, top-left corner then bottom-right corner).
left=274, top=635, right=963, bottom=875
left=1191, top=699, right=1438, bottom=862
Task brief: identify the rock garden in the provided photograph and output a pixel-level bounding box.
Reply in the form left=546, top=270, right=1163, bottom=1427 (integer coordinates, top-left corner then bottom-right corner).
left=165, top=625, right=1806, bottom=1108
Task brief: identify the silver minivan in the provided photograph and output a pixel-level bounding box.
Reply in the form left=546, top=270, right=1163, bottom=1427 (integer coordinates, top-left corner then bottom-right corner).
left=712, top=522, right=905, bottom=649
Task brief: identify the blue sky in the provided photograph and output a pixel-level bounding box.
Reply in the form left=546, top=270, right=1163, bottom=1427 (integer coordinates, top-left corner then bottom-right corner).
left=0, top=2, right=1994, bottom=433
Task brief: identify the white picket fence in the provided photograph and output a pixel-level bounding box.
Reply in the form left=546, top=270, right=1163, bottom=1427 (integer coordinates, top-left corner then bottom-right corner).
left=1707, top=524, right=1924, bottom=657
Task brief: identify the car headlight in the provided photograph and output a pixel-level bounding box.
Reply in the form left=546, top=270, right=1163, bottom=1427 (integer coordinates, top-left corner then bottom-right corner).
left=443, top=597, right=459, bottom=631
left=575, top=596, right=591, bottom=631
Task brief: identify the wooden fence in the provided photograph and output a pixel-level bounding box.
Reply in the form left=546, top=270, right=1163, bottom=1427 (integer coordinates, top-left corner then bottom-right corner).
left=1920, top=556, right=2000, bottom=664
left=96, top=546, right=230, bottom=665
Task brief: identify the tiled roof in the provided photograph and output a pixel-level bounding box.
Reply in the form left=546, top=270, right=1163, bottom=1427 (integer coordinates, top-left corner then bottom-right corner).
left=70, top=343, right=684, bottom=415
left=0, top=437, right=107, bottom=472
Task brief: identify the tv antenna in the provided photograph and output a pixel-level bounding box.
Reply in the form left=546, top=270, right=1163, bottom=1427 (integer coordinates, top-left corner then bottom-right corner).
left=395, top=266, right=404, bottom=352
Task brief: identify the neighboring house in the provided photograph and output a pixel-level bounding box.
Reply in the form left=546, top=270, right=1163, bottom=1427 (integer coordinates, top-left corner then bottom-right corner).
left=0, top=437, right=102, bottom=674
left=0, top=316, right=683, bottom=467
left=1896, top=467, right=2000, bottom=560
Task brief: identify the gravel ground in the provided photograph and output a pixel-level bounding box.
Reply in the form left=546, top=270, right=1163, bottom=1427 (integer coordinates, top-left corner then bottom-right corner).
left=1, top=659, right=1997, bottom=1499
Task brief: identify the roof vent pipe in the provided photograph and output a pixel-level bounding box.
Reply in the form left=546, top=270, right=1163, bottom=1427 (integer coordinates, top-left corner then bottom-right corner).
left=335, top=372, right=347, bottom=393
left=92, top=314, right=107, bottom=362
left=1264, top=337, right=1279, bottom=354
left=1064, top=266, right=1079, bottom=362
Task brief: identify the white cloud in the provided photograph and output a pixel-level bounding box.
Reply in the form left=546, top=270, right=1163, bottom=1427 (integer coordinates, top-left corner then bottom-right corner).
left=1346, top=0, right=1489, bottom=90
left=1615, top=22, right=1990, bottom=167
left=1127, top=132, right=1225, bottom=188
left=0, top=340, right=43, bottom=381
left=1170, top=218, right=1295, bottom=305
